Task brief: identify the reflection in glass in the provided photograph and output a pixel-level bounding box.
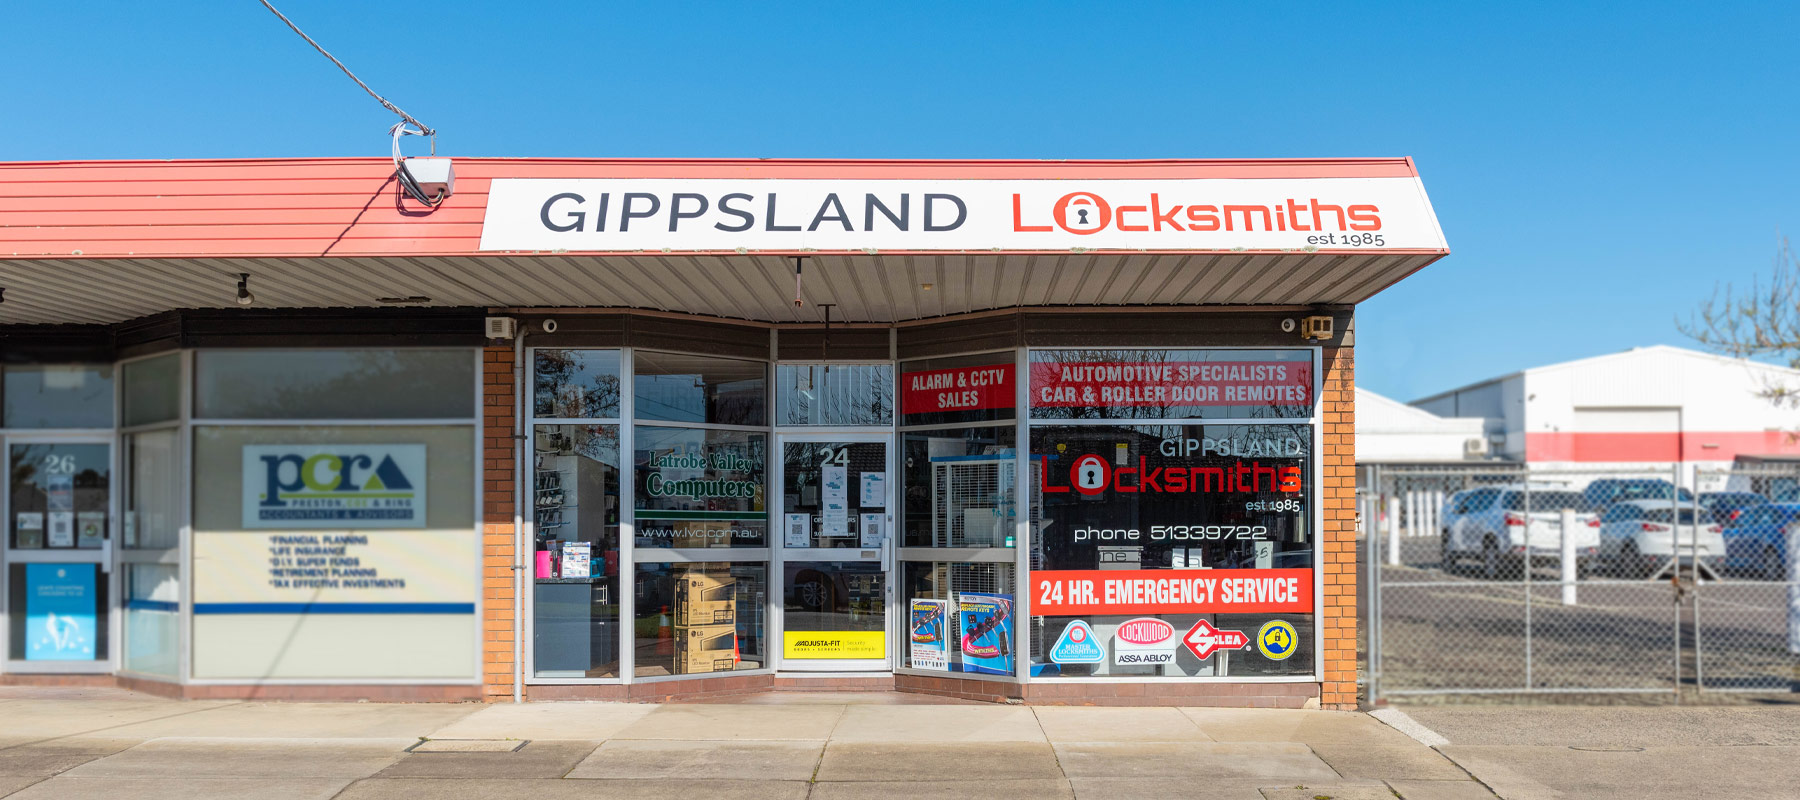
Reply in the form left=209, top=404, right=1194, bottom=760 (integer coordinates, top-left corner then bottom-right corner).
left=1028, top=349, right=1314, bottom=420
left=634, top=563, right=767, bottom=676
left=634, top=426, right=766, bottom=548
left=633, top=352, right=766, bottom=426
left=195, top=349, right=474, bottom=419
left=126, top=430, right=180, bottom=550
left=9, top=443, right=110, bottom=550
left=532, top=425, right=623, bottom=679
left=901, top=426, right=1016, bottom=548
left=2, top=365, right=113, bottom=429
left=781, top=441, right=887, bottom=549
left=776, top=364, right=892, bottom=426
left=534, top=350, right=622, bottom=419
left=123, top=354, right=180, bottom=427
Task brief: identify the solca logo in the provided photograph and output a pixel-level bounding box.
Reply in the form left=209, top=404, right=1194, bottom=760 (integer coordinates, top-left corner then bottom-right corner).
left=259, top=453, right=415, bottom=508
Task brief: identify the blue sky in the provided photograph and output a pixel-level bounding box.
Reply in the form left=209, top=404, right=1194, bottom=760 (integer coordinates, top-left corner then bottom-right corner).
left=4, top=2, right=1795, bottom=402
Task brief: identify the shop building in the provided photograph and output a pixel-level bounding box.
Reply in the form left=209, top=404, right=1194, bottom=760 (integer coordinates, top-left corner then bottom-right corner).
left=0, top=157, right=1446, bottom=707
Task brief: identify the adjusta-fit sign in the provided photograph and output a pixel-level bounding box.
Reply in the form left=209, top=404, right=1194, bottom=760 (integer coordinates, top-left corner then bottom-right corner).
left=242, top=445, right=427, bottom=529
left=478, top=178, right=1446, bottom=252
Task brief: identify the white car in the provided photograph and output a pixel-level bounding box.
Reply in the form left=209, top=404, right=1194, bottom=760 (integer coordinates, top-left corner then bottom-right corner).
left=1443, top=486, right=1600, bottom=579
left=1596, top=499, right=1725, bottom=578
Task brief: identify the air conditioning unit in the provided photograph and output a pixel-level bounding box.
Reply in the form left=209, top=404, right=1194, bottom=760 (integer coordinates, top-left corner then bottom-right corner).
left=1463, top=438, right=1488, bottom=457
left=484, top=316, right=517, bottom=340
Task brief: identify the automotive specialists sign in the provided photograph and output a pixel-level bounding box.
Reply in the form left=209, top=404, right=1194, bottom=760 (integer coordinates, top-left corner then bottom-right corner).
left=478, top=178, right=1446, bottom=252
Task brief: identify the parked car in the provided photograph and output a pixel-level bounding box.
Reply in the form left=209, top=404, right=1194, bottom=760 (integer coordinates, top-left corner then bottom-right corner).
left=1721, top=502, right=1800, bottom=580
left=1697, top=491, right=1769, bottom=525
left=1582, top=478, right=1694, bottom=509
left=1443, top=487, right=1598, bottom=579
left=1596, top=499, right=1725, bottom=578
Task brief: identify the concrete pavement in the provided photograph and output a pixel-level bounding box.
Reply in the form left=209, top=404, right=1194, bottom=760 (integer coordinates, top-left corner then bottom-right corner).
left=1397, top=704, right=1800, bottom=800
left=0, top=686, right=1495, bottom=799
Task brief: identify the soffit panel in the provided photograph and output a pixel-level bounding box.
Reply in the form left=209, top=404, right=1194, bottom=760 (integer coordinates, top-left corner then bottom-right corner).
left=0, top=252, right=1435, bottom=325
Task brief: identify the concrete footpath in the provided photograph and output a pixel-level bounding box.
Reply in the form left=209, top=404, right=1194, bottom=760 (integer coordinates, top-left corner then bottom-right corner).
left=0, top=687, right=1791, bottom=800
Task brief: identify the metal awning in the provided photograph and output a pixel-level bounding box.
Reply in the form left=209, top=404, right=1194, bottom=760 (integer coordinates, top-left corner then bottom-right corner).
left=0, top=156, right=1447, bottom=325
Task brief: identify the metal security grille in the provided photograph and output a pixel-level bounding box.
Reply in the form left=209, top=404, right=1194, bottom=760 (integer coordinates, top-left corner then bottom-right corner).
left=1362, top=463, right=1800, bottom=703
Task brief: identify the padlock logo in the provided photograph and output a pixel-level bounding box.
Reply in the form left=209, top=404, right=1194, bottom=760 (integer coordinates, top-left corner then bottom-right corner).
left=1071, top=454, right=1109, bottom=496
left=1053, top=192, right=1111, bottom=234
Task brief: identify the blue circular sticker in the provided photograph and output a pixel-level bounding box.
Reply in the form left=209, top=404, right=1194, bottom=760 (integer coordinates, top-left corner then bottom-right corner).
left=1256, top=620, right=1298, bottom=661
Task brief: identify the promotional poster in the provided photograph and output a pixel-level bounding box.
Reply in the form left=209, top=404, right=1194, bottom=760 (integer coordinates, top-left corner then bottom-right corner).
left=957, top=592, right=1014, bottom=676
left=909, top=598, right=950, bottom=671
left=24, top=563, right=97, bottom=661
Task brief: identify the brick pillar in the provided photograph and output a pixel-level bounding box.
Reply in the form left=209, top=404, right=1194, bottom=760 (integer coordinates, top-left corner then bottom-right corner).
left=1319, top=345, right=1357, bottom=710
left=482, top=346, right=519, bottom=701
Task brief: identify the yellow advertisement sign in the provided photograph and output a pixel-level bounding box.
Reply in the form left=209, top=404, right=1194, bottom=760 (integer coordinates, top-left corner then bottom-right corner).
left=784, top=630, right=887, bottom=660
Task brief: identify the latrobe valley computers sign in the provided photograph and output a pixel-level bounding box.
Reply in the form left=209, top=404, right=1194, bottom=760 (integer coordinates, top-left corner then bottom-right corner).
left=478, top=177, right=1448, bottom=252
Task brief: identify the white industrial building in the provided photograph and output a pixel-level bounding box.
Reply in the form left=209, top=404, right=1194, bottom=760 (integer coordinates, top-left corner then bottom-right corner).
left=1355, top=387, right=1489, bottom=465
left=1408, top=345, right=1800, bottom=487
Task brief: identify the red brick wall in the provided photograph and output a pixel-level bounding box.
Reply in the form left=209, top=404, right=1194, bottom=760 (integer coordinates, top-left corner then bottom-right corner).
left=483, top=346, right=518, bottom=701
left=1319, top=345, right=1357, bottom=710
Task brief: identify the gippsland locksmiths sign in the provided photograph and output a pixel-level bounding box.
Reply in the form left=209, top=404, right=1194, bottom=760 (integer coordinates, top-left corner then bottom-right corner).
left=242, top=445, right=427, bottom=529
left=478, top=178, right=1446, bottom=252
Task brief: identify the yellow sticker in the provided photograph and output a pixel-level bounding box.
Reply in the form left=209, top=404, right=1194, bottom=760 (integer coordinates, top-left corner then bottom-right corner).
left=783, top=631, right=887, bottom=659
left=1257, top=620, right=1299, bottom=660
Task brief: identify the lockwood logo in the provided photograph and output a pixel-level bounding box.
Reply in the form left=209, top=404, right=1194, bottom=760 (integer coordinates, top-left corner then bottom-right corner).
left=242, top=445, right=428, bottom=529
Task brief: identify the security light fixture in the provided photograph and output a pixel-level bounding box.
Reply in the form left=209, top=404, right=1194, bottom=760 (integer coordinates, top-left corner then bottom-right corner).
left=234, top=273, right=255, bottom=306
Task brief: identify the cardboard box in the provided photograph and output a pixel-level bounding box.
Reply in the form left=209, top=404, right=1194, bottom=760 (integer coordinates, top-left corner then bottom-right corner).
left=675, top=572, right=736, bottom=626
left=673, top=622, right=737, bottom=675
left=675, top=650, right=739, bottom=675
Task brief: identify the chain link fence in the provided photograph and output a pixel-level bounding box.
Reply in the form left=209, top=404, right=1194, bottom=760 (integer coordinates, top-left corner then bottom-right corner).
left=1362, top=462, right=1800, bottom=703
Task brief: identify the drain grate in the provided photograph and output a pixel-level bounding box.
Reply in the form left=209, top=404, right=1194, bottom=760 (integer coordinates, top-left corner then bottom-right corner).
left=408, top=739, right=529, bottom=753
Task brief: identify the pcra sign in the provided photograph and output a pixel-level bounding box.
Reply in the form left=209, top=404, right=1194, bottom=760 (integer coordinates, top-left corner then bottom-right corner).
left=242, top=445, right=428, bottom=529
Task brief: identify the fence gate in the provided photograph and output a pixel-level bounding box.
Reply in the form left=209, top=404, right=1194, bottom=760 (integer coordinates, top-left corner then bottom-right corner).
left=1364, top=463, right=1800, bottom=703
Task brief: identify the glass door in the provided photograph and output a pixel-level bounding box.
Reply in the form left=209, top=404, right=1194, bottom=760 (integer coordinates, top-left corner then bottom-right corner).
left=5, top=438, right=115, bottom=673
left=775, top=434, right=892, bottom=671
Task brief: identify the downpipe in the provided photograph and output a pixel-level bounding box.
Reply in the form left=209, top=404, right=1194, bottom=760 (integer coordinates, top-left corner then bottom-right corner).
left=513, top=326, right=529, bottom=703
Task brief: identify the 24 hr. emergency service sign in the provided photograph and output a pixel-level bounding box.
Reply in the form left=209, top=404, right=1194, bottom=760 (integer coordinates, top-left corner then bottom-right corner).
left=1032, top=568, right=1311, bottom=616
left=478, top=178, right=1446, bottom=252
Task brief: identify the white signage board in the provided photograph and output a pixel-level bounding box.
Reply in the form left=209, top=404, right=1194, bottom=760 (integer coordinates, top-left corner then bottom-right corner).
left=479, top=178, right=1446, bottom=252
left=241, top=445, right=427, bottom=529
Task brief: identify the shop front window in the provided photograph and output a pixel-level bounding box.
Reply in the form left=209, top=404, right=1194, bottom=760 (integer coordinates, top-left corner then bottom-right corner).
left=2, top=365, right=113, bottom=429
left=531, top=425, right=622, bottom=678
left=194, top=349, right=474, bottom=420
left=896, top=352, right=1020, bottom=676
left=535, top=350, right=622, bottom=419
left=634, top=352, right=766, bottom=426
left=634, top=562, right=768, bottom=676
left=634, top=426, right=767, bottom=549
left=123, top=354, right=180, bottom=427
left=775, top=364, right=892, bottom=426
left=9, top=443, right=110, bottom=550
left=1025, top=349, right=1317, bottom=680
